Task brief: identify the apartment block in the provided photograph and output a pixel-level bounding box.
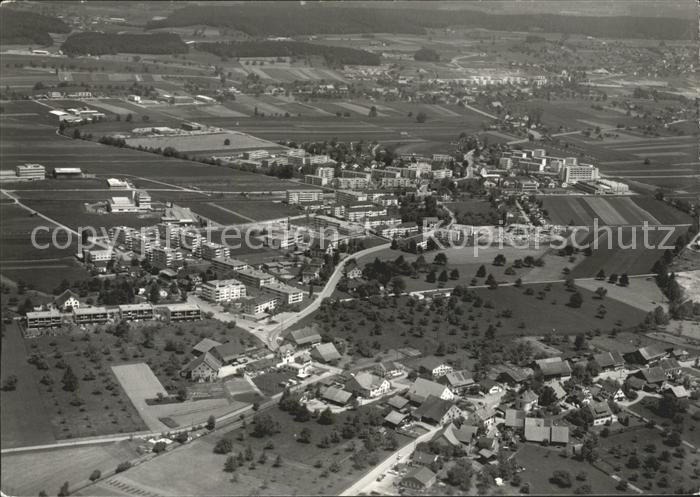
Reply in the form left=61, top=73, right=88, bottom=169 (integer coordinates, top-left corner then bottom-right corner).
left=201, top=279, right=247, bottom=303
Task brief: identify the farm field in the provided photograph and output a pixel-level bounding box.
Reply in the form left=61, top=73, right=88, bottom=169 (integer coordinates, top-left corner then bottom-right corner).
left=628, top=398, right=700, bottom=449
left=1, top=441, right=142, bottom=497
left=570, top=226, right=687, bottom=278
left=125, top=131, right=284, bottom=154
left=540, top=195, right=684, bottom=227
left=82, top=404, right=411, bottom=497
left=514, top=444, right=622, bottom=495
left=294, top=282, right=647, bottom=363
left=178, top=198, right=302, bottom=224
left=596, top=426, right=700, bottom=494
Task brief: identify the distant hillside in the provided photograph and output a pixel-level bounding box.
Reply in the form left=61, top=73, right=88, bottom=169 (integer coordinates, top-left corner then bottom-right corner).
left=146, top=3, right=697, bottom=40
left=61, top=32, right=188, bottom=56
left=197, top=41, right=380, bottom=67
left=0, top=8, right=70, bottom=46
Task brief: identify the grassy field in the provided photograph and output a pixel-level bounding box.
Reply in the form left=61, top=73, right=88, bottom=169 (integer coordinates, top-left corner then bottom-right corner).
left=125, top=131, right=284, bottom=154
left=514, top=444, right=622, bottom=495
left=597, top=426, right=700, bottom=494
left=1, top=441, right=142, bottom=497
left=82, top=403, right=411, bottom=496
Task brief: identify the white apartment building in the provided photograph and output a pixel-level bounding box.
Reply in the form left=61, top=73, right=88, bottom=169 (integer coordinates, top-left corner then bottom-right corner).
left=286, top=189, right=324, bottom=205
left=211, top=257, right=249, bottom=274
left=262, top=282, right=304, bottom=305
left=16, top=163, right=46, bottom=180
left=150, top=246, right=184, bottom=269
left=336, top=190, right=368, bottom=205
left=305, top=174, right=328, bottom=186
left=135, top=190, right=152, bottom=210
left=201, top=279, right=247, bottom=303
left=200, top=242, right=230, bottom=261
left=315, top=166, right=335, bottom=180
left=560, top=164, right=599, bottom=184
left=234, top=267, right=277, bottom=287
left=332, top=177, right=369, bottom=190
left=432, top=169, right=453, bottom=179
left=83, top=248, right=113, bottom=263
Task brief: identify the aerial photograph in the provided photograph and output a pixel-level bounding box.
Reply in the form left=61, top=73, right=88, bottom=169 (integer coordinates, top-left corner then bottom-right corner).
left=0, top=1, right=698, bottom=496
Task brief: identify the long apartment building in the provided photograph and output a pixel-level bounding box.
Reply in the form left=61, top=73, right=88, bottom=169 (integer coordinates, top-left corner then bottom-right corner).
left=211, top=257, right=249, bottom=275
left=150, top=246, right=184, bottom=269
left=560, top=164, right=599, bottom=184
left=199, top=242, right=230, bottom=261
left=201, top=279, right=247, bottom=303
left=261, top=282, right=304, bottom=305
left=345, top=205, right=388, bottom=222
left=287, top=189, right=324, bottom=205
left=234, top=267, right=277, bottom=288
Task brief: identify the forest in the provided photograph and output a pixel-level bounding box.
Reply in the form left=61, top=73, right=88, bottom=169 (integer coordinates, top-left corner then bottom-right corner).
left=0, top=9, right=70, bottom=46
left=146, top=4, right=696, bottom=40
left=61, top=32, right=188, bottom=56
left=197, top=40, right=380, bottom=67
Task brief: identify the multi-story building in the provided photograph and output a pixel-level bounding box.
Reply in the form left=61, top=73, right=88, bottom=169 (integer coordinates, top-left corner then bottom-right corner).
left=264, top=230, right=304, bottom=249
left=150, top=246, right=184, bottom=269
left=211, top=257, right=249, bottom=275
left=234, top=267, right=277, bottom=288
left=332, top=177, right=369, bottom=190
left=341, top=170, right=371, bottom=180
left=108, top=196, right=139, bottom=213
left=242, top=295, right=278, bottom=316
left=199, top=242, right=230, bottom=261
left=73, top=306, right=113, bottom=325
left=304, top=174, right=328, bottom=186
left=26, top=309, right=63, bottom=328
left=315, top=166, right=335, bottom=180
left=161, top=303, right=201, bottom=321
left=380, top=177, right=417, bottom=188
left=335, top=190, right=368, bottom=205
left=432, top=154, right=453, bottom=162
left=15, top=163, right=46, bottom=180
left=560, top=164, right=599, bottom=184
left=286, top=189, right=324, bottom=205
left=345, top=205, right=388, bottom=222
left=432, top=169, right=453, bottom=179
left=261, top=282, right=304, bottom=305
left=83, top=248, right=113, bottom=264
left=135, top=190, right=152, bottom=210
left=118, top=303, right=154, bottom=321
left=201, top=279, right=247, bottom=303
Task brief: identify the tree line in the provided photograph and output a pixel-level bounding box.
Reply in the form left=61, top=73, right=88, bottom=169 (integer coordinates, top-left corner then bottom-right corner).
left=61, top=32, right=188, bottom=56
left=0, top=8, right=70, bottom=46
left=146, top=4, right=696, bottom=40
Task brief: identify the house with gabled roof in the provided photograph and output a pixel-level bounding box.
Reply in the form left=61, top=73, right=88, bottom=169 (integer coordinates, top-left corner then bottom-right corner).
left=384, top=410, right=409, bottom=427
left=587, top=400, right=616, bottom=426
left=504, top=409, right=526, bottom=429
left=592, top=379, right=625, bottom=402
left=387, top=395, right=410, bottom=411
left=211, top=341, right=242, bottom=365
left=439, top=370, right=475, bottom=394
left=491, top=364, right=533, bottom=386
left=592, top=351, right=625, bottom=371
left=181, top=352, right=221, bottom=382
left=321, top=386, right=352, bottom=406
left=515, top=390, right=539, bottom=412
left=659, top=358, right=681, bottom=379
left=432, top=422, right=478, bottom=448
left=310, top=342, right=341, bottom=363
left=523, top=418, right=570, bottom=445
left=417, top=356, right=453, bottom=379
left=192, top=337, right=222, bottom=356
left=631, top=366, right=667, bottom=391
left=412, top=395, right=463, bottom=426
left=400, top=467, right=436, bottom=490
left=534, top=357, right=572, bottom=380
left=478, top=378, right=504, bottom=395
left=407, top=377, right=455, bottom=403
left=289, top=325, right=322, bottom=348
left=343, top=259, right=363, bottom=279
left=347, top=372, right=390, bottom=398
left=374, top=360, right=405, bottom=378
left=54, top=289, right=80, bottom=312
left=627, top=344, right=668, bottom=366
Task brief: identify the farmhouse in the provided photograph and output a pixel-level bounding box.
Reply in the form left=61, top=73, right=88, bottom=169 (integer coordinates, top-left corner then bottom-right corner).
left=375, top=361, right=405, bottom=378
left=626, top=344, right=668, bottom=365
left=54, top=290, right=80, bottom=311
left=592, top=351, right=625, bottom=371
left=587, top=400, right=616, bottom=426
left=347, top=372, right=390, bottom=398
left=321, top=386, right=353, bottom=406
left=407, top=378, right=455, bottom=403
left=310, top=342, right=341, bottom=363
left=412, top=395, right=462, bottom=426
left=289, top=326, right=323, bottom=348
left=416, top=356, right=453, bottom=379
left=432, top=422, right=478, bottom=447
left=384, top=410, right=409, bottom=428
left=400, top=467, right=436, bottom=491
left=439, top=370, right=475, bottom=394
left=182, top=352, right=221, bottom=382
left=534, top=357, right=572, bottom=380
left=192, top=338, right=222, bottom=356
left=343, top=260, right=363, bottom=279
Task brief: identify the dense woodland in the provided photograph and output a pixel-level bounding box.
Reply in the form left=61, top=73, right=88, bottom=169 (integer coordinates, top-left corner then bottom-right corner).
left=146, top=4, right=696, bottom=40
left=197, top=41, right=380, bottom=67
left=0, top=9, right=70, bottom=46
left=61, top=32, right=188, bottom=56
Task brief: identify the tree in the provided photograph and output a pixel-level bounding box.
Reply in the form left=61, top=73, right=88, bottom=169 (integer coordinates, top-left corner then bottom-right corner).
left=214, top=438, right=233, bottom=454
left=152, top=441, right=167, bottom=453
left=368, top=106, right=377, bottom=118
left=446, top=459, right=473, bottom=491
left=318, top=407, right=334, bottom=425
left=415, top=111, right=427, bottom=123
left=608, top=273, right=618, bottom=285
left=539, top=386, right=558, bottom=406
left=273, top=454, right=283, bottom=467
left=449, top=269, right=459, bottom=280
left=438, top=270, right=448, bottom=283
left=116, top=461, right=132, bottom=473
left=568, top=292, right=583, bottom=308
left=252, top=412, right=280, bottom=437
left=493, top=253, right=506, bottom=266
left=224, top=455, right=236, bottom=472
left=434, top=253, right=447, bottom=265
left=627, top=455, right=640, bottom=469
left=426, top=270, right=436, bottom=283
left=298, top=427, right=311, bottom=444
left=619, top=273, right=630, bottom=287
left=389, top=276, right=406, bottom=295
left=574, top=333, right=586, bottom=350
left=476, top=265, right=486, bottom=278
left=596, top=269, right=606, bottom=280
left=594, top=287, right=607, bottom=299
left=89, top=470, right=101, bottom=482
left=485, top=273, right=498, bottom=289
left=61, top=366, right=78, bottom=392
left=2, top=375, right=18, bottom=391
left=58, top=482, right=70, bottom=497
left=224, top=138, right=231, bottom=145
left=551, top=470, right=572, bottom=488
left=207, top=415, right=216, bottom=430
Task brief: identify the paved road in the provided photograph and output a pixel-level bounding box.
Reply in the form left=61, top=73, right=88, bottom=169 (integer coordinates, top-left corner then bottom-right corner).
left=463, top=104, right=498, bottom=120
left=340, top=424, right=441, bottom=496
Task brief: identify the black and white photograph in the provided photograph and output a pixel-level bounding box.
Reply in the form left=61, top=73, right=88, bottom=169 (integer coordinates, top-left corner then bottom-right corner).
left=0, top=1, right=698, bottom=496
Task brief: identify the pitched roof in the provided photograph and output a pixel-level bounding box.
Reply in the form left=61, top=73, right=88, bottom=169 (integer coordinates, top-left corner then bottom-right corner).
left=505, top=409, right=526, bottom=428
left=212, top=341, right=241, bottom=362
left=626, top=376, right=647, bottom=390
left=659, top=358, right=681, bottom=371
left=387, top=395, right=410, bottom=410
left=587, top=400, right=613, bottom=418
left=523, top=417, right=551, bottom=442
left=535, top=357, right=572, bottom=377
left=350, top=372, right=386, bottom=391
left=54, top=289, right=79, bottom=307
left=519, top=390, right=539, bottom=404
left=638, top=344, right=667, bottom=361
left=321, top=386, right=352, bottom=405
left=402, top=466, right=436, bottom=487
left=412, top=452, right=438, bottom=465
left=453, top=424, right=479, bottom=443
left=442, top=370, right=474, bottom=388
left=638, top=366, right=666, bottom=383
left=492, top=364, right=533, bottom=383
left=311, top=342, right=341, bottom=363
left=407, top=378, right=450, bottom=403
left=413, top=395, right=458, bottom=423
left=545, top=380, right=567, bottom=399
left=193, top=337, right=222, bottom=354
left=384, top=410, right=408, bottom=426
left=418, top=356, right=449, bottom=372
left=182, top=351, right=222, bottom=373
left=593, top=351, right=625, bottom=368
left=289, top=325, right=322, bottom=345
left=664, top=385, right=689, bottom=398
left=551, top=425, right=570, bottom=444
